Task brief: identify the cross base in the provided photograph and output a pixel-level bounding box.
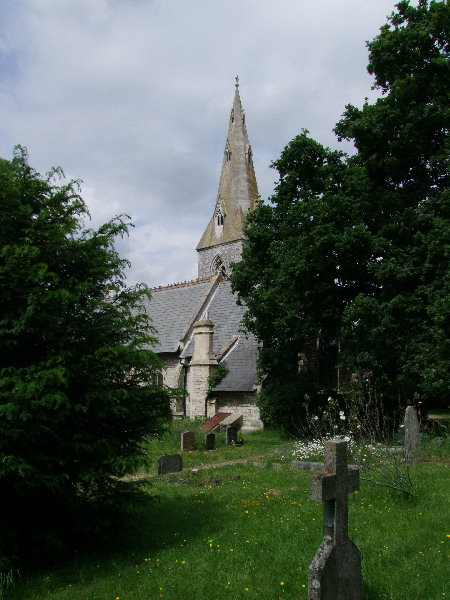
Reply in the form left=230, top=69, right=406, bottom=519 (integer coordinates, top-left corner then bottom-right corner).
left=308, top=538, right=363, bottom=600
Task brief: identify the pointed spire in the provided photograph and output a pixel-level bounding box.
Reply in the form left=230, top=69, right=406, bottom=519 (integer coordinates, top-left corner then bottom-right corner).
left=196, top=81, right=259, bottom=256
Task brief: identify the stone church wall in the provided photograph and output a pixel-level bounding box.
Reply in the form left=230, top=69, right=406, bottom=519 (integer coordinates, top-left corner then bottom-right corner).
left=160, top=354, right=184, bottom=388
left=159, top=354, right=186, bottom=417
left=209, top=392, right=263, bottom=431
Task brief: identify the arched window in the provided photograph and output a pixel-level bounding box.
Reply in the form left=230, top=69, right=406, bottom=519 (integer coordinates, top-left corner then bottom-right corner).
left=212, top=255, right=226, bottom=277
left=153, top=370, right=164, bottom=386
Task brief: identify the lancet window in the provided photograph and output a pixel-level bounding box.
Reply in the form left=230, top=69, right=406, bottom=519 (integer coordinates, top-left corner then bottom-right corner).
left=212, top=255, right=226, bottom=277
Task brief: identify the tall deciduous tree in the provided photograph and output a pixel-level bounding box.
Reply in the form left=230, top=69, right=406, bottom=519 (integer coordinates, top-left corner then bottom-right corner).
left=336, top=0, right=450, bottom=406
left=232, top=0, right=449, bottom=430
left=0, top=147, right=171, bottom=566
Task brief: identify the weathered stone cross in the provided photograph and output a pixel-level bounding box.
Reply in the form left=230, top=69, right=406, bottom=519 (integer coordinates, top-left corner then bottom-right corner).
left=308, top=439, right=363, bottom=600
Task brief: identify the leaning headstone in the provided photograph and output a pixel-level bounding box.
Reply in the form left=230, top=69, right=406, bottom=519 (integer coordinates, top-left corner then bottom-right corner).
left=205, top=432, right=215, bottom=451
left=404, top=405, right=420, bottom=464
left=308, top=439, right=362, bottom=600
left=226, top=425, right=238, bottom=445
left=200, top=412, right=232, bottom=432
left=156, top=454, right=183, bottom=476
left=181, top=430, right=195, bottom=452
left=221, top=412, right=243, bottom=430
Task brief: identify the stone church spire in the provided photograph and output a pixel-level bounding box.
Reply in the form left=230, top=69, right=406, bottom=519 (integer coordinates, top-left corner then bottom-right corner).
left=197, top=79, right=259, bottom=279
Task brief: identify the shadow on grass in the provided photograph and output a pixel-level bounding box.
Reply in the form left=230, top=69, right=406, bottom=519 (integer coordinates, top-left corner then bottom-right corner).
left=362, top=581, right=381, bottom=600
left=11, top=478, right=232, bottom=596
left=109, top=480, right=227, bottom=557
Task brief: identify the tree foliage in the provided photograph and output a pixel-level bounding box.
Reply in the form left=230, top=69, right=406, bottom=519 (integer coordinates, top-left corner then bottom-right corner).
left=0, top=147, right=171, bottom=567
left=232, top=0, right=449, bottom=430
left=336, top=0, right=450, bottom=406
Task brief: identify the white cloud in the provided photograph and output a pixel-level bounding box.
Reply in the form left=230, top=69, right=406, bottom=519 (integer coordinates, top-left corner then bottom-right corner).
left=1, top=0, right=398, bottom=287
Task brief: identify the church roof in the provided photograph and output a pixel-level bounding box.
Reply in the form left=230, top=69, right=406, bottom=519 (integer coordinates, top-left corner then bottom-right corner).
left=144, top=279, right=212, bottom=353
left=146, top=276, right=259, bottom=392
left=181, top=279, right=259, bottom=392
left=196, top=80, right=259, bottom=251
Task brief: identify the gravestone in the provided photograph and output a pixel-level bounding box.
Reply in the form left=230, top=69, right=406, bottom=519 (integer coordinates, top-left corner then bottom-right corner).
left=226, top=425, right=237, bottom=445
left=199, top=412, right=231, bottom=432
left=404, top=405, right=420, bottom=464
left=156, top=454, right=183, bottom=476
left=308, top=440, right=362, bottom=600
left=205, top=432, right=215, bottom=451
left=181, top=430, right=195, bottom=452
left=221, top=412, right=243, bottom=430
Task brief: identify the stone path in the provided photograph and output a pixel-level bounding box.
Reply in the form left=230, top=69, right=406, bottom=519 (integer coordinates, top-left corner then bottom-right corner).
left=121, top=456, right=293, bottom=482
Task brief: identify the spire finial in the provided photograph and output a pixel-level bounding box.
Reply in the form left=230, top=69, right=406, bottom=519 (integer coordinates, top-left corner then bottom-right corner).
left=235, top=75, right=239, bottom=87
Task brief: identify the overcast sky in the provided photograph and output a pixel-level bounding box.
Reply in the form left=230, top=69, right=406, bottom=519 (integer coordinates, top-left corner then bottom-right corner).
left=1, top=0, right=400, bottom=288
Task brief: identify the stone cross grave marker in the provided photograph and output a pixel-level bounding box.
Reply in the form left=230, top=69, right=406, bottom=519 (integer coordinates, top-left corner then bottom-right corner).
left=181, top=430, right=195, bottom=452
left=205, top=432, right=215, bottom=451
left=226, top=424, right=237, bottom=445
left=156, top=454, right=183, bottom=476
left=308, top=439, right=363, bottom=600
left=404, top=405, right=420, bottom=465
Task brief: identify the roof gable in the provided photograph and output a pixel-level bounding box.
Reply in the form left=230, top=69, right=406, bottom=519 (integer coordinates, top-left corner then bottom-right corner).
left=144, top=279, right=213, bottom=353
left=182, top=280, right=259, bottom=392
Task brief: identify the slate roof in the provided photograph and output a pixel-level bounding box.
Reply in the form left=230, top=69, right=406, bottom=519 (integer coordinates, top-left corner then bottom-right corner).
left=144, top=279, right=211, bottom=353
left=181, top=280, right=259, bottom=392
left=212, top=332, right=259, bottom=393
left=145, top=277, right=259, bottom=393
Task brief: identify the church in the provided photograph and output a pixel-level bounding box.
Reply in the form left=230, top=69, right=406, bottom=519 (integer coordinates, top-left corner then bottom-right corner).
left=144, top=81, right=263, bottom=431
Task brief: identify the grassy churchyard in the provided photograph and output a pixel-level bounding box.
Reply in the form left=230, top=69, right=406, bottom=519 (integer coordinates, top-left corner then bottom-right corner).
left=4, top=422, right=449, bottom=600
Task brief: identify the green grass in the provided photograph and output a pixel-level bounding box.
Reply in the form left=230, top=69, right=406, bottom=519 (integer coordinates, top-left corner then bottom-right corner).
left=6, top=428, right=450, bottom=600
left=427, top=408, right=450, bottom=419
left=140, top=419, right=294, bottom=469
left=418, top=432, right=450, bottom=463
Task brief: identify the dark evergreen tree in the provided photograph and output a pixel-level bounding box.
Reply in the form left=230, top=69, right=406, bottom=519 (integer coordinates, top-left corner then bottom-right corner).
left=0, top=147, right=171, bottom=567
